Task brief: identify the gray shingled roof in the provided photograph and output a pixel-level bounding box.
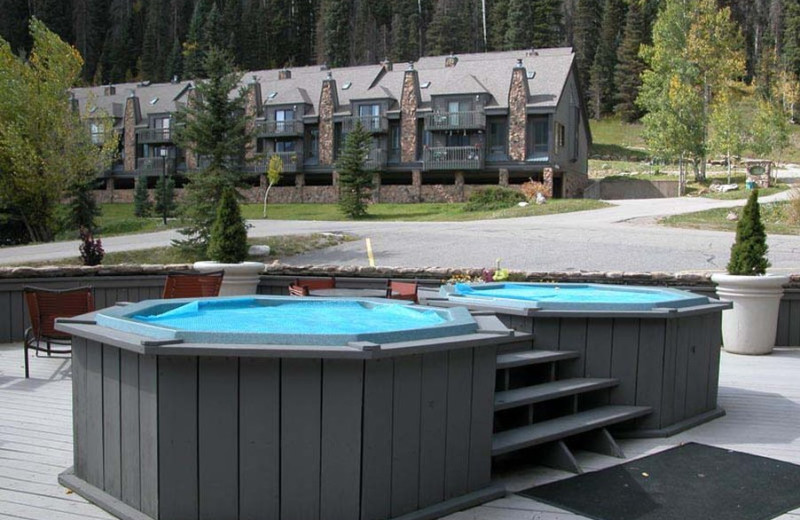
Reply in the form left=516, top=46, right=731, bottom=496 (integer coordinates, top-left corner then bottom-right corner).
left=72, top=48, right=575, bottom=122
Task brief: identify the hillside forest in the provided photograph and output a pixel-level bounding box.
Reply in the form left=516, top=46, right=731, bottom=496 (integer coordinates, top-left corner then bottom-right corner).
left=2, top=0, right=800, bottom=123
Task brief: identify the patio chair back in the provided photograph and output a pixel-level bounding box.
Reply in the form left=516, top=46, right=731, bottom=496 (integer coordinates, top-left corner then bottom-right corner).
left=162, top=270, right=224, bottom=299
left=24, top=286, right=95, bottom=341
left=288, top=284, right=310, bottom=297
left=294, top=278, right=336, bottom=291
left=387, top=281, right=419, bottom=303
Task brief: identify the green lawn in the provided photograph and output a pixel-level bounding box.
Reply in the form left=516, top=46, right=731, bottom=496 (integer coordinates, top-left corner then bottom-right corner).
left=241, top=200, right=609, bottom=222
left=660, top=200, right=799, bottom=235
left=589, top=118, right=648, bottom=161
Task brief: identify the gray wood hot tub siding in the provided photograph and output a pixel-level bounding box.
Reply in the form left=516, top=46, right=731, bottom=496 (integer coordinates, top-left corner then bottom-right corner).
left=69, top=337, right=497, bottom=520
left=494, top=312, right=724, bottom=434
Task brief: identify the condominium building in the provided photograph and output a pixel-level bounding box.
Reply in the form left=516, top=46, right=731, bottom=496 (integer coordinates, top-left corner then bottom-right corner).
left=72, top=48, right=591, bottom=202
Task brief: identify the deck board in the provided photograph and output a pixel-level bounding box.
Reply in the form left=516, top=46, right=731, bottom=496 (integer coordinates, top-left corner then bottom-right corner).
left=3, top=343, right=800, bottom=520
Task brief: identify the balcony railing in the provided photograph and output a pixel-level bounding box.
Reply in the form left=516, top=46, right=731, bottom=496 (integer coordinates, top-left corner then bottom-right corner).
left=364, top=148, right=387, bottom=169
left=424, top=111, right=486, bottom=131
left=423, top=146, right=484, bottom=170
left=136, top=128, right=173, bottom=143
left=136, top=157, right=168, bottom=174
left=341, top=115, right=389, bottom=134
left=255, top=119, right=304, bottom=138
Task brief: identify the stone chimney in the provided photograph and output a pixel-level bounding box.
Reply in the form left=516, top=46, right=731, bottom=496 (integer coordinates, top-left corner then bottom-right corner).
left=123, top=93, right=141, bottom=172
left=244, top=78, right=262, bottom=160
left=507, top=59, right=529, bottom=161
left=279, top=68, right=292, bottom=80
left=318, top=73, right=338, bottom=166
left=400, top=64, right=420, bottom=163
left=103, top=85, right=116, bottom=96
left=445, top=53, right=458, bottom=68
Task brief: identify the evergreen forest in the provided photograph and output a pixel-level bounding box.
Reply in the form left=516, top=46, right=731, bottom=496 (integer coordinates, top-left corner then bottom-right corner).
left=2, top=0, right=799, bottom=123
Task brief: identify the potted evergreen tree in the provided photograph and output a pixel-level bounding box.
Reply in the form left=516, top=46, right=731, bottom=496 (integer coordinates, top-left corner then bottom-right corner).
left=711, top=190, right=789, bottom=354
left=194, top=187, right=264, bottom=295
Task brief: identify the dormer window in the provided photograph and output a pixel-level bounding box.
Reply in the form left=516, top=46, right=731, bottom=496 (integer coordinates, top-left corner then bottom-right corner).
left=358, top=104, right=381, bottom=131
left=275, top=109, right=294, bottom=132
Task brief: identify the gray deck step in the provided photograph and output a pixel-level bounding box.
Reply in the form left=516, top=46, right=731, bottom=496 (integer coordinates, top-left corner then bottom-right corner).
left=496, top=350, right=580, bottom=370
left=494, top=378, right=618, bottom=411
left=491, top=405, right=652, bottom=456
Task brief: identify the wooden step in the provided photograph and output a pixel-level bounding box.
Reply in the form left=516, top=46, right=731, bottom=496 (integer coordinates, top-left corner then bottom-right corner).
left=496, top=349, right=580, bottom=370
left=491, top=405, right=652, bottom=456
left=494, top=378, right=618, bottom=411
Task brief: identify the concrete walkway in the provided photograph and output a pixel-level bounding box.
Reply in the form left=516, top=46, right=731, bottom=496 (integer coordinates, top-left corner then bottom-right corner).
left=1, top=189, right=798, bottom=273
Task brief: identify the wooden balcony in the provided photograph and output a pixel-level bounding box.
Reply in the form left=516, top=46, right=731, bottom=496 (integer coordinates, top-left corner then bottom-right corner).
left=136, top=156, right=168, bottom=174
left=364, top=148, right=387, bottom=169
left=424, top=111, right=486, bottom=131
left=255, top=119, right=304, bottom=138
left=423, top=146, right=484, bottom=170
left=136, top=128, right=173, bottom=143
left=341, top=115, right=389, bottom=134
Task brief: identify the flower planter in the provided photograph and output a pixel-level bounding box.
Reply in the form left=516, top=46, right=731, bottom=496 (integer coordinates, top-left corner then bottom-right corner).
left=193, top=261, right=264, bottom=296
left=711, top=273, right=790, bottom=355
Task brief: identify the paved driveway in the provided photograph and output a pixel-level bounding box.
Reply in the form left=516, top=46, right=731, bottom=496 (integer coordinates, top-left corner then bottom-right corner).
left=2, top=191, right=799, bottom=273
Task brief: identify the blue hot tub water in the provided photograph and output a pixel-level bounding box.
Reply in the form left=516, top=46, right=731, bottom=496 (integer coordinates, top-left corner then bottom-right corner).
left=95, top=296, right=478, bottom=346
left=447, top=282, right=709, bottom=311
left=133, top=298, right=446, bottom=335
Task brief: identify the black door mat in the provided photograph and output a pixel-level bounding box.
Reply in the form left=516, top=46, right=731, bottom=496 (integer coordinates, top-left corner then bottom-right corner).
left=517, top=442, right=800, bottom=520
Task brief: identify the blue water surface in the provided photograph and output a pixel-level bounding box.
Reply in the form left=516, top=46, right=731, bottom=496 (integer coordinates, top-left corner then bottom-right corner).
left=453, top=283, right=692, bottom=304
left=133, top=299, right=445, bottom=334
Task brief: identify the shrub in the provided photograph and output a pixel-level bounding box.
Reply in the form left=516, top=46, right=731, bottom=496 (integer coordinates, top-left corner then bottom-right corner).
left=337, top=121, right=373, bottom=219
left=133, top=177, right=152, bottom=217
left=464, top=186, right=525, bottom=211
left=207, top=187, right=248, bottom=263
left=63, top=180, right=101, bottom=234
left=79, top=227, right=104, bottom=266
left=154, top=175, right=177, bottom=219
left=520, top=179, right=548, bottom=201
left=727, top=189, right=769, bottom=275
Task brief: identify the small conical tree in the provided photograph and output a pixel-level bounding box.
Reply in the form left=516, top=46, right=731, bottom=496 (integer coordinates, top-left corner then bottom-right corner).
left=133, top=177, right=152, bottom=217
left=337, top=121, right=374, bottom=219
left=207, top=187, right=248, bottom=263
left=727, top=190, right=770, bottom=275
left=154, top=175, right=176, bottom=218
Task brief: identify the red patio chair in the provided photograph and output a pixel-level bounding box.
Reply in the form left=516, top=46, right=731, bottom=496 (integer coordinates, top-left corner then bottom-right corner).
left=294, top=277, right=336, bottom=291
left=288, top=284, right=310, bottom=297
left=387, top=280, right=418, bottom=303
left=162, top=270, right=224, bottom=299
left=23, top=286, right=95, bottom=379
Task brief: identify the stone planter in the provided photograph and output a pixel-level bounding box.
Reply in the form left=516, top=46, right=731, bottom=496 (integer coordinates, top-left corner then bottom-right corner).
left=193, top=261, right=264, bottom=296
left=711, top=273, right=790, bottom=355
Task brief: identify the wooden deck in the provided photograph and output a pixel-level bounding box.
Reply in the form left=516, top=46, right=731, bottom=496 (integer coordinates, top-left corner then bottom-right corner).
left=2, top=343, right=800, bottom=520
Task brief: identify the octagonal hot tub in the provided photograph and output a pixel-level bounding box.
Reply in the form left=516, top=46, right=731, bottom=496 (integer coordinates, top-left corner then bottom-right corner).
left=56, top=296, right=516, bottom=520
left=424, top=282, right=732, bottom=437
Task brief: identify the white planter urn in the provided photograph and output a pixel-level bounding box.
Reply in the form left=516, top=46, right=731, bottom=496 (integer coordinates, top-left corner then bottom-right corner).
left=193, top=261, right=265, bottom=296
left=711, top=273, right=789, bottom=355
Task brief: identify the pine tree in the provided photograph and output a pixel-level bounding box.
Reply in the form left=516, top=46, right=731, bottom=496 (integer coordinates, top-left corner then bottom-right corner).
left=62, top=180, right=101, bottom=235
left=785, top=0, right=800, bottom=80
left=390, top=0, right=420, bottom=61
left=337, top=121, right=373, bottom=219
left=207, top=187, right=249, bottom=264
left=488, top=0, right=509, bottom=50
left=531, top=0, right=564, bottom=48
left=504, top=0, right=535, bottom=50
left=141, top=0, right=167, bottom=81
left=727, top=190, right=769, bottom=276
left=154, top=174, right=176, bottom=219
left=427, top=0, right=471, bottom=55
left=133, top=177, right=152, bottom=218
left=573, top=0, right=603, bottom=99
left=323, top=0, right=351, bottom=67
left=221, top=0, right=243, bottom=64
left=183, top=0, right=212, bottom=79
left=166, top=36, right=183, bottom=81
left=588, top=0, right=625, bottom=118
left=173, top=47, right=250, bottom=254
left=614, top=0, right=645, bottom=122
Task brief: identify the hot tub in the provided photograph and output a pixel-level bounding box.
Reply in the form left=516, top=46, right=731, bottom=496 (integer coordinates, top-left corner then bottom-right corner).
left=425, top=282, right=732, bottom=437
left=56, top=296, right=519, bottom=520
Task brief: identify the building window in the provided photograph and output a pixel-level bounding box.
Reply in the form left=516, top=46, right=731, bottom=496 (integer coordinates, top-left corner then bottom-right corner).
left=154, top=116, right=170, bottom=139
left=359, top=104, right=381, bottom=131
left=446, top=133, right=470, bottom=147
left=488, top=121, right=506, bottom=158
left=529, top=117, right=549, bottom=160
left=275, top=109, right=294, bottom=132
left=306, top=128, right=319, bottom=160
left=389, top=124, right=401, bottom=162
left=275, top=140, right=295, bottom=153
left=554, top=122, right=565, bottom=154
left=90, top=122, right=104, bottom=145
